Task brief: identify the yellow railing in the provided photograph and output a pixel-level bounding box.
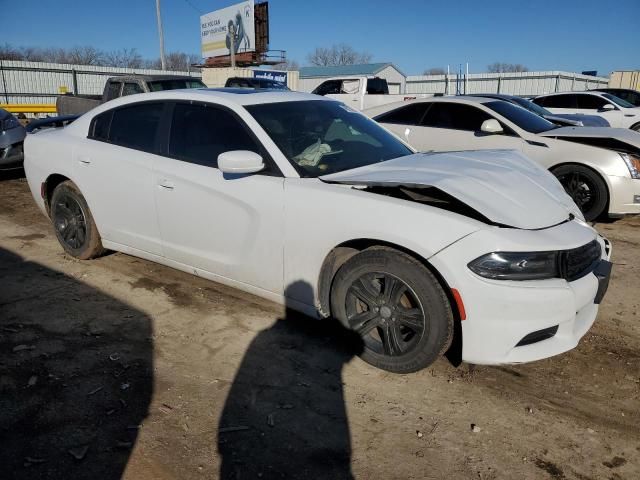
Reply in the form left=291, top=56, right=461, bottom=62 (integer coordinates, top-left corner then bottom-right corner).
left=0, top=104, right=57, bottom=114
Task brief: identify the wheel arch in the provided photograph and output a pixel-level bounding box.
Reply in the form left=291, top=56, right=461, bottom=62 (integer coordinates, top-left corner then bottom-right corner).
left=316, top=238, right=464, bottom=365
left=549, top=161, right=611, bottom=213
left=43, top=173, right=72, bottom=216
left=629, top=121, right=640, bottom=132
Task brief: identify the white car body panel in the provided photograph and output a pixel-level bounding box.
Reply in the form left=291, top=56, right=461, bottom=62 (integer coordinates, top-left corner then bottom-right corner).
left=367, top=97, right=640, bottom=216
left=23, top=89, right=611, bottom=366
left=533, top=92, right=640, bottom=129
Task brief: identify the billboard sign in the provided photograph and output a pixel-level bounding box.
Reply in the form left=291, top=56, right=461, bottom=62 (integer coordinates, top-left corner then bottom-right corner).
left=253, top=70, right=287, bottom=84
left=200, top=1, right=255, bottom=58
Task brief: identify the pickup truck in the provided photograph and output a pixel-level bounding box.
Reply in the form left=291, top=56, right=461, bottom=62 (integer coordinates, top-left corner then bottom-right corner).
left=56, top=74, right=206, bottom=115
left=310, top=76, right=433, bottom=111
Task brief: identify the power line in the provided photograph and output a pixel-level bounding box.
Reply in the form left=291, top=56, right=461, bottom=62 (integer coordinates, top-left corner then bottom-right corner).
left=182, top=0, right=204, bottom=14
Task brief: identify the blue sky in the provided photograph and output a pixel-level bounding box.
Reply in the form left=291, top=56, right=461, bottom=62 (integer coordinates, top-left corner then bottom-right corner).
left=2, top=0, right=638, bottom=75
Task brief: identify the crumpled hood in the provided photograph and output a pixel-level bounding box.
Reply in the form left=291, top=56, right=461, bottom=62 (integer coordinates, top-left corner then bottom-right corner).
left=321, top=150, right=581, bottom=230
left=538, top=126, right=640, bottom=151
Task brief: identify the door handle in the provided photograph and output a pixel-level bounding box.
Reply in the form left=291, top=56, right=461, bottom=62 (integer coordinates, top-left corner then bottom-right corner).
left=158, top=180, right=175, bottom=190
left=78, top=156, right=91, bottom=165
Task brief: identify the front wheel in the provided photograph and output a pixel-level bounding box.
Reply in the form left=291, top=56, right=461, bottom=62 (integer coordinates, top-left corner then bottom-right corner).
left=50, top=180, right=105, bottom=259
left=552, top=165, right=608, bottom=222
left=330, top=248, right=453, bottom=373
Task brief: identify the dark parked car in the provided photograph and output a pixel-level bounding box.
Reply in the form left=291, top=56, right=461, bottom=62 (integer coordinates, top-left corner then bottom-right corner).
left=224, top=76, right=290, bottom=90
left=467, top=93, right=610, bottom=127
left=0, top=109, right=26, bottom=170
left=594, top=88, right=640, bottom=107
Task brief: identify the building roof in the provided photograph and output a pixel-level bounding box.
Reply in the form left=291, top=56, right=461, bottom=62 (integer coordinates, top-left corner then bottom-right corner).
left=299, top=63, right=404, bottom=78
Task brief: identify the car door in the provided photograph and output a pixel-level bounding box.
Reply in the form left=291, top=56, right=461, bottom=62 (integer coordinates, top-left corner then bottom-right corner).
left=534, top=94, right=578, bottom=116
left=575, top=94, right=622, bottom=127
left=73, top=102, right=164, bottom=255
left=152, top=101, right=285, bottom=294
left=394, top=102, right=524, bottom=152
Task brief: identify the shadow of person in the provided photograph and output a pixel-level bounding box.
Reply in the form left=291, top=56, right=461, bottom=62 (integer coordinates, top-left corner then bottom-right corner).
left=218, top=280, right=364, bottom=480
left=0, top=247, right=153, bottom=480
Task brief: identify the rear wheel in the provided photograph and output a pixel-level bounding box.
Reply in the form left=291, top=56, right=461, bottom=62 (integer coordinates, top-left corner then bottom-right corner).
left=552, top=165, right=608, bottom=222
left=330, top=248, right=453, bottom=373
left=631, top=123, right=640, bottom=132
left=50, top=181, right=105, bottom=259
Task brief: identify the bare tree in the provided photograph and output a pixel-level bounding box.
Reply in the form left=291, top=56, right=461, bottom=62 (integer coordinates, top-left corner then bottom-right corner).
left=487, top=62, right=528, bottom=73
left=423, top=67, right=446, bottom=75
left=273, top=60, right=300, bottom=71
left=307, top=44, right=372, bottom=66
left=104, top=48, right=143, bottom=68
left=0, top=43, right=22, bottom=60
left=66, top=46, right=104, bottom=65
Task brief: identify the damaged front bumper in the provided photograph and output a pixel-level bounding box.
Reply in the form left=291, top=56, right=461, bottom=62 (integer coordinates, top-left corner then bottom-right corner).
left=429, top=219, right=611, bottom=365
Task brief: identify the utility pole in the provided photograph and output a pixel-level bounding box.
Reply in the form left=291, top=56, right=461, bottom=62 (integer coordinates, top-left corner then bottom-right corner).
left=155, top=0, right=167, bottom=70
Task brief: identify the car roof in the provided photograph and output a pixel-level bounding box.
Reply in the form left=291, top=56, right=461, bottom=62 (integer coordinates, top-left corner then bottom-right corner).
left=535, top=91, right=605, bottom=98
left=463, top=93, right=519, bottom=101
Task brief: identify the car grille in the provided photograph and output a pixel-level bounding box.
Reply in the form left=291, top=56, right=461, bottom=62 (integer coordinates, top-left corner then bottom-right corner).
left=560, top=240, right=602, bottom=282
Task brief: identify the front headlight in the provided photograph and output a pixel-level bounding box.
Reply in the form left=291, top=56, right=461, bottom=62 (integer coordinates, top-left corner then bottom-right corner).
left=620, top=152, right=640, bottom=179
left=468, top=251, right=558, bottom=280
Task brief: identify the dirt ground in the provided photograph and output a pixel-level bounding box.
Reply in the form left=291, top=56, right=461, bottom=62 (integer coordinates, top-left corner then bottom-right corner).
left=0, top=173, right=638, bottom=480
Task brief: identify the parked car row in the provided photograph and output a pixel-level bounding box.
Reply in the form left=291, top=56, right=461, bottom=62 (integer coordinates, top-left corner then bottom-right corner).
left=366, top=95, right=640, bottom=222
left=23, top=88, right=615, bottom=374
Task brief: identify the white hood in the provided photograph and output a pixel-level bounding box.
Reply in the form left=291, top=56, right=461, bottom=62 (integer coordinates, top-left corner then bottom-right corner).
left=321, top=150, right=581, bottom=230
left=538, top=126, right=640, bottom=151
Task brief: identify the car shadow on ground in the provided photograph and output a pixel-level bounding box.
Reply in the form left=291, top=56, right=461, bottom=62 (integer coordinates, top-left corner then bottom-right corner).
left=217, top=280, right=364, bottom=480
left=0, top=168, right=26, bottom=181
left=0, top=247, right=153, bottom=480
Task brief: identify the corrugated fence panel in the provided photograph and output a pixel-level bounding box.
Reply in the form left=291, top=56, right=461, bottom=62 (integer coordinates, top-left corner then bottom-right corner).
left=405, top=71, right=608, bottom=96
left=0, top=60, right=202, bottom=106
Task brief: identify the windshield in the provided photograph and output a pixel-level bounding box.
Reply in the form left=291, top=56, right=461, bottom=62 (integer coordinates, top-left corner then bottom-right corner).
left=601, top=93, right=635, bottom=108
left=485, top=100, right=557, bottom=134
left=148, top=79, right=206, bottom=91
left=246, top=100, right=413, bottom=177
left=511, top=97, right=552, bottom=116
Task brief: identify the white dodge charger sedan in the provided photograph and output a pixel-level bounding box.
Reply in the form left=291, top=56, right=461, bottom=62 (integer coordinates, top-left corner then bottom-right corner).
left=24, top=89, right=612, bottom=373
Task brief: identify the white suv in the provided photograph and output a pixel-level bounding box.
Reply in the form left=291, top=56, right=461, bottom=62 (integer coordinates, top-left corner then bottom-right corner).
left=532, top=92, right=640, bottom=131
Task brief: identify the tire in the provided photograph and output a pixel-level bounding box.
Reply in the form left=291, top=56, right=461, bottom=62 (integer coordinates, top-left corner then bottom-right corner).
left=631, top=123, right=640, bottom=132
left=50, top=180, right=105, bottom=259
left=330, top=247, right=453, bottom=373
left=552, top=165, right=608, bottom=222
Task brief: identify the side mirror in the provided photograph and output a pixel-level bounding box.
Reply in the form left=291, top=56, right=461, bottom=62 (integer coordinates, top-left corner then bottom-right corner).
left=480, top=119, right=504, bottom=134
left=218, top=150, right=264, bottom=175
left=600, top=103, right=616, bottom=111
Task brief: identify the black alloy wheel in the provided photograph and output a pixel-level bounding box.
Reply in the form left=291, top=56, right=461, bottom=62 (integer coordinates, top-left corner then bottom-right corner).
left=53, top=191, right=87, bottom=250
left=553, top=165, right=608, bottom=222
left=346, top=272, right=425, bottom=357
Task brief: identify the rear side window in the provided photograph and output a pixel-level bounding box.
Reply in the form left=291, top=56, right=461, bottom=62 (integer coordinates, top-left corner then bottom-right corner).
left=536, top=94, right=577, bottom=108
left=105, top=82, right=122, bottom=101
left=366, top=78, right=389, bottom=95
left=422, top=103, right=492, bottom=131
left=375, top=103, right=428, bottom=125
left=168, top=103, right=261, bottom=168
left=108, top=103, right=163, bottom=153
left=122, top=82, right=144, bottom=96
left=89, top=110, right=112, bottom=140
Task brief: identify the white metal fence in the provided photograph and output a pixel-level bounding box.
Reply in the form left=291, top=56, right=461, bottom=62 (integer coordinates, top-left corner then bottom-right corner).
left=0, top=60, right=202, bottom=105
left=405, top=71, right=609, bottom=96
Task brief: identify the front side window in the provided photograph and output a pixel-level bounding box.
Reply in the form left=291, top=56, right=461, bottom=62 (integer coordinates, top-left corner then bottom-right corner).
left=246, top=100, right=412, bottom=177
left=168, top=103, right=261, bottom=168
left=421, top=103, right=492, bottom=131
left=89, top=110, right=112, bottom=140
left=375, top=103, right=428, bottom=125
left=108, top=103, right=163, bottom=153
left=105, top=82, right=122, bottom=101
left=536, top=94, right=577, bottom=109
left=147, top=79, right=206, bottom=91
left=312, top=80, right=342, bottom=96
left=122, top=82, right=144, bottom=97
left=485, top=101, right=556, bottom=134
left=576, top=94, right=608, bottom=109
